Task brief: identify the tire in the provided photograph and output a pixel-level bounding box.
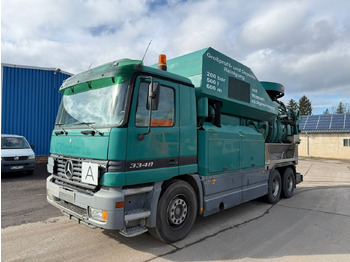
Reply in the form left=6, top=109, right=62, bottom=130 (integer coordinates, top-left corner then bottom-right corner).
left=282, top=167, right=295, bottom=198
left=152, top=180, right=197, bottom=243
left=266, top=169, right=282, bottom=204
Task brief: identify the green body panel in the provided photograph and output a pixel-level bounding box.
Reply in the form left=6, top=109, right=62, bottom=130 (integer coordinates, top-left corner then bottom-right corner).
left=107, top=128, right=128, bottom=160
left=179, top=164, right=198, bottom=175
left=162, top=47, right=278, bottom=121
left=100, top=172, right=125, bottom=187
left=50, top=129, right=111, bottom=159
left=124, top=167, right=179, bottom=186
left=179, top=84, right=198, bottom=174
left=198, top=123, right=265, bottom=176
left=240, top=134, right=265, bottom=169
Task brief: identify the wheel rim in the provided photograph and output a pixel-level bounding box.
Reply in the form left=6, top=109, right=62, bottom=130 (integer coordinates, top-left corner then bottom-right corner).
left=272, top=178, right=280, bottom=197
left=167, top=195, right=188, bottom=226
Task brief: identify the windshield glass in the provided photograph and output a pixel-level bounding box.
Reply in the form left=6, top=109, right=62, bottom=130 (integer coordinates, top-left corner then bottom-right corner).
left=1, top=137, right=30, bottom=149
left=55, top=83, right=128, bottom=127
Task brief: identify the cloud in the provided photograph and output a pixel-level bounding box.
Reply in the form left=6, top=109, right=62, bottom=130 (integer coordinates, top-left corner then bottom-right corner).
left=239, top=2, right=308, bottom=51
left=2, top=0, right=350, bottom=114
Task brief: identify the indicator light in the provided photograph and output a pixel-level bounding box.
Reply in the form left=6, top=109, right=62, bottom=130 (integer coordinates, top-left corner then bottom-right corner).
left=158, top=54, right=167, bottom=71
left=115, top=202, right=124, bottom=208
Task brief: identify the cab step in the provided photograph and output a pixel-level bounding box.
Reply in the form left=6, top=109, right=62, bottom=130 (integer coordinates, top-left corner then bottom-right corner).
left=125, top=209, right=151, bottom=222
left=119, top=226, right=148, bottom=237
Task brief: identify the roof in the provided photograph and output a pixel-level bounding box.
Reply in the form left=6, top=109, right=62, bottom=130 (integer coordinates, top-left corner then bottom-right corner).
left=1, top=134, right=25, bottom=138
left=300, top=114, right=350, bottom=133
left=2, top=63, right=73, bottom=76
left=60, top=58, right=192, bottom=91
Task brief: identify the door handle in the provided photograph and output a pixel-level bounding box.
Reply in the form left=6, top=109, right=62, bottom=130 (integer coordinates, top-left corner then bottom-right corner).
left=169, top=159, right=178, bottom=166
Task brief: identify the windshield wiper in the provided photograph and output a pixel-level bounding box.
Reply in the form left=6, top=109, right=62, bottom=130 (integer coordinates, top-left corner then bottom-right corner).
left=76, top=122, right=104, bottom=136
left=54, top=123, right=68, bottom=135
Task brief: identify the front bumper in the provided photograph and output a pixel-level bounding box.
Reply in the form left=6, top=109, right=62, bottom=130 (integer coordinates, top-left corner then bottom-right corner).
left=46, top=175, right=125, bottom=230
left=1, top=159, right=35, bottom=173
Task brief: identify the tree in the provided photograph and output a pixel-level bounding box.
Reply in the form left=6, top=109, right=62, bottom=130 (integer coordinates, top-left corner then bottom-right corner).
left=287, top=99, right=298, bottom=113
left=298, top=95, right=312, bottom=115
left=335, top=102, right=346, bottom=114
left=323, top=108, right=330, bottom=114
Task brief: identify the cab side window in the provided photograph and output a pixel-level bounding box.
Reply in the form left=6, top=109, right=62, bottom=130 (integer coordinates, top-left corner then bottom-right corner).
left=136, top=82, right=174, bottom=127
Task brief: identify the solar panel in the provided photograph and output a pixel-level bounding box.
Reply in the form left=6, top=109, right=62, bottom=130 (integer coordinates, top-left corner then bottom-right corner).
left=331, top=114, right=345, bottom=129
left=299, top=113, right=349, bottom=132
left=345, top=115, right=350, bottom=129
left=300, top=116, right=308, bottom=129
left=317, top=115, right=331, bottom=129
left=304, top=115, right=318, bottom=129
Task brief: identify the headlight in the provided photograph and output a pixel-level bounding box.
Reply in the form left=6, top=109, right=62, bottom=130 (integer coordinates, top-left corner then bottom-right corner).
left=48, top=157, right=54, bottom=166
left=47, top=157, right=54, bottom=173
left=28, top=155, right=35, bottom=160
left=89, top=207, right=108, bottom=222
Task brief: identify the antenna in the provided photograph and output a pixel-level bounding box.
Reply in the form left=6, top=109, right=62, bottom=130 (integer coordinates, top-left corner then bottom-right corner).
left=141, top=40, right=152, bottom=63
left=88, top=62, right=92, bottom=70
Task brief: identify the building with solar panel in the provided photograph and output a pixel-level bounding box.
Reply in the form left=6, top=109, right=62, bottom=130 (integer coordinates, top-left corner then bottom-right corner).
left=299, top=113, right=350, bottom=160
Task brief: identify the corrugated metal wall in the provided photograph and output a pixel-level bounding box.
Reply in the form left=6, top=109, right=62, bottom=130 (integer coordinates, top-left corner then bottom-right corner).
left=1, top=64, right=72, bottom=155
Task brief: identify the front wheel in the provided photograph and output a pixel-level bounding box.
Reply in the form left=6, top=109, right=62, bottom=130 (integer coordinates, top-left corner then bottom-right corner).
left=152, top=180, right=197, bottom=243
left=266, top=169, right=282, bottom=204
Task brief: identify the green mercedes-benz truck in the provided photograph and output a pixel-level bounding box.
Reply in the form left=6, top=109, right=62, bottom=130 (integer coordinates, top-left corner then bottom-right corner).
left=46, top=47, right=302, bottom=243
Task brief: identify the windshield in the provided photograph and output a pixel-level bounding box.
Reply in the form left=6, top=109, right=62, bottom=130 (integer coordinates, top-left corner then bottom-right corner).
left=55, top=83, right=128, bottom=127
left=1, top=137, right=30, bottom=149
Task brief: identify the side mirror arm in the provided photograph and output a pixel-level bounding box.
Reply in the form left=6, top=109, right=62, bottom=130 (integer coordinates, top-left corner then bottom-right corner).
left=138, top=77, right=155, bottom=141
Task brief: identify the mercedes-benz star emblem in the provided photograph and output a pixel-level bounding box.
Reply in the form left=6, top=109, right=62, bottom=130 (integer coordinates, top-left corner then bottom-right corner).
left=14, top=156, right=19, bottom=161
left=64, top=160, right=74, bottom=179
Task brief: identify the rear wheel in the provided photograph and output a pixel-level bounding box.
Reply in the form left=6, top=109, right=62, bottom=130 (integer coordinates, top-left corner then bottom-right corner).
left=282, top=167, right=295, bottom=198
left=152, top=180, right=197, bottom=243
left=266, top=169, right=282, bottom=204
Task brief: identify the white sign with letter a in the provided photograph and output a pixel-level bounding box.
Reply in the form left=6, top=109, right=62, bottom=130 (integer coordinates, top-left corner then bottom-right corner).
left=81, top=162, right=99, bottom=185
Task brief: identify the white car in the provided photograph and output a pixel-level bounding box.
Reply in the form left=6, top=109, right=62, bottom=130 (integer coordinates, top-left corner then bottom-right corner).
left=1, top=134, right=36, bottom=175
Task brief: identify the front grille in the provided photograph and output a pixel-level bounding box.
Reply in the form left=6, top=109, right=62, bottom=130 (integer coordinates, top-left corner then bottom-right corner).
left=3, top=156, right=28, bottom=161
left=52, top=156, right=106, bottom=194
left=3, top=163, right=30, bottom=167
left=58, top=200, right=87, bottom=217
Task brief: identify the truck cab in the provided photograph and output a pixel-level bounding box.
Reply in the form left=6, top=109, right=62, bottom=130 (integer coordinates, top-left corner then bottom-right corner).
left=47, top=58, right=198, bottom=242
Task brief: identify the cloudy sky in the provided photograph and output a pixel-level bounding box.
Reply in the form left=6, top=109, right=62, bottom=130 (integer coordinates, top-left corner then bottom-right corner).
left=2, top=0, right=350, bottom=114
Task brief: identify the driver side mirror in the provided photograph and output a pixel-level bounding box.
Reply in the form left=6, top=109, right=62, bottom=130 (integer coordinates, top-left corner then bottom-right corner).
left=146, top=82, right=160, bottom=111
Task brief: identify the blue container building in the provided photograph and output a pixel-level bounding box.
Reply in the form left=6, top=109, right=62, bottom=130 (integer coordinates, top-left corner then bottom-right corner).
left=1, top=64, right=72, bottom=156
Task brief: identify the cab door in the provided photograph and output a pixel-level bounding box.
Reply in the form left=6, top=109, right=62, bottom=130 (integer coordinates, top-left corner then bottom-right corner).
left=125, top=76, right=179, bottom=185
